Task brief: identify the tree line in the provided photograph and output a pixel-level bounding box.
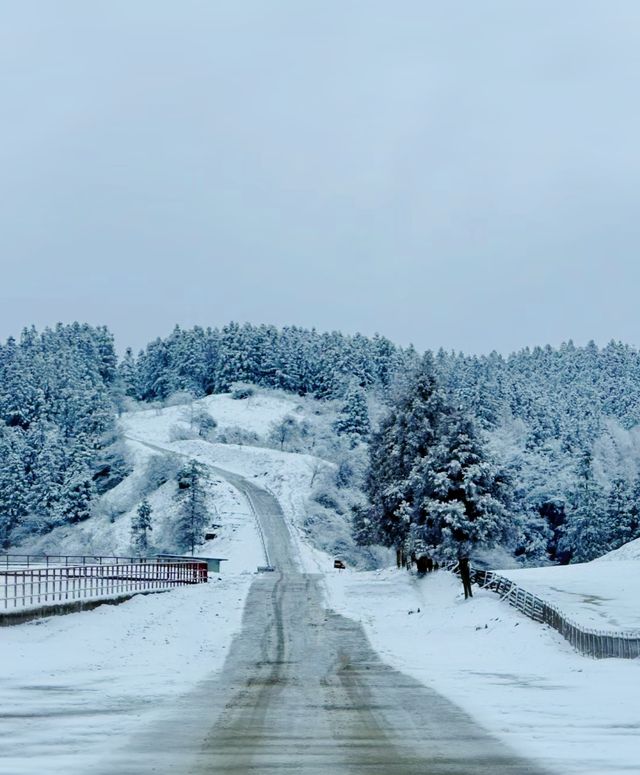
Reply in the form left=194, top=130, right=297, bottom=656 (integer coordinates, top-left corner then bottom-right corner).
left=3, top=320, right=640, bottom=564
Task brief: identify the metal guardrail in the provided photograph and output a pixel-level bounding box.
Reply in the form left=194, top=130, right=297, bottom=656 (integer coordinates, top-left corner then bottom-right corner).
left=445, top=562, right=640, bottom=659
left=0, top=554, right=157, bottom=569
left=0, top=561, right=208, bottom=610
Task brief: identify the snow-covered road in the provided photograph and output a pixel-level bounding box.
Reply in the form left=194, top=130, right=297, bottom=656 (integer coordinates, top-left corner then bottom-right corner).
left=96, top=468, right=543, bottom=775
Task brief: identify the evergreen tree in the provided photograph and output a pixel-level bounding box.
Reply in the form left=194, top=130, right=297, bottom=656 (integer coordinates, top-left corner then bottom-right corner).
left=410, top=413, right=511, bottom=561
left=363, top=356, right=448, bottom=559
left=131, top=498, right=153, bottom=555
left=0, top=429, right=29, bottom=547
left=60, top=440, right=95, bottom=524
left=174, top=460, right=210, bottom=555
left=559, top=451, right=608, bottom=562
left=607, top=477, right=637, bottom=550
left=117, top=347, right=140, bottom=399
left=334, top=385, right=370, bottom=443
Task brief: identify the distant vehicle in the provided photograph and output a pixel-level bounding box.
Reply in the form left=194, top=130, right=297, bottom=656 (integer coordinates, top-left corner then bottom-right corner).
left=334, top=559, right=346, bottom=570
left=204, top=532, right=217, bottom=541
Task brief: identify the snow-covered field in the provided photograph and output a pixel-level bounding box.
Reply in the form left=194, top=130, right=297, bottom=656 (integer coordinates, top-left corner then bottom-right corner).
left=498, top=560, right=640, bottom=631
left=324, top=568, right=640, bottom=775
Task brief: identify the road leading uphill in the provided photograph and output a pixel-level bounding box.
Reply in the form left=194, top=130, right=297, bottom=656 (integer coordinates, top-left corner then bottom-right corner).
left=104, top=450, right=546, bottom=774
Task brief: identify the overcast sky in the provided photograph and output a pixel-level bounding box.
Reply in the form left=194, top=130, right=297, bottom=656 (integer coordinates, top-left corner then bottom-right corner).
left=1, top=2, right=639, bottom=355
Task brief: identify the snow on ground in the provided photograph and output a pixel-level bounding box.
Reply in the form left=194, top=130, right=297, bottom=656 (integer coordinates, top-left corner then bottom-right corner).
left=139, top=437, right=339, bottom=575
left=597, top=535, right=640, bottom=562
left=121, top=390, right=381, bottom=571
left=124, top=390, right=301, bottom=444
left=0, top=573, right=254, bottom=774
left=498, top=561, right=640, bottom=632
left=324, top=567, right=640, bottom=775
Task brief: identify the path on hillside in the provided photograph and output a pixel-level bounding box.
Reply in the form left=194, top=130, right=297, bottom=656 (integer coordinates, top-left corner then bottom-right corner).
left=112, top=440, right=546, bottom=774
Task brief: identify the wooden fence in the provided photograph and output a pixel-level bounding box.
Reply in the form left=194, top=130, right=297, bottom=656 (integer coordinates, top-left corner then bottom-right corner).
left=447, top=563, right=640, bottom=660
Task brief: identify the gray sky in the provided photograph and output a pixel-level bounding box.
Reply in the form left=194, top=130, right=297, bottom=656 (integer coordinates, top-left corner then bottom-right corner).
left=1, top=1, right=639, bottom=355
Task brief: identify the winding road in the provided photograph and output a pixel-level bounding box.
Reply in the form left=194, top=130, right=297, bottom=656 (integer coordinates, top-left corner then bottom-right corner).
left=106, top=445, right=546, bottom=774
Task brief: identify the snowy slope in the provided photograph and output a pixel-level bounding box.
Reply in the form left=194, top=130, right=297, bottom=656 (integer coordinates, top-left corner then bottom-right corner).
left=597, top=535, right=640, bottom=562
left=498, top=560, right=640, bottom=631
left=14, top=438, right=262, bottom=573
left=120, top=390, right=380, bottom=571
left=126, top=390, right=300, bottom=443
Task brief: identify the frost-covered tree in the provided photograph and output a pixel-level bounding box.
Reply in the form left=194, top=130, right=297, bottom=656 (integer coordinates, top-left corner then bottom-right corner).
left=117, top=347, right=140, bottom=399
left=334, top=385, right=370, bottom=443
left=409, top=413, right=511, bottom=561
left=362, top=356, right=512, bottom=564
left=0, top=323, right=127, bottom=545
left=268, top=415, right=303, bottom=451
left=363, top=356, right=448, bottom=561
left=559, top=451, right=609, bottom=562
left=0, top=428, right=29, bottom=547
left=61, top=441, right=95, bottom=524
left=131, top=498, right=153, bottom=555
left=174, top=460, right=210, bottom=555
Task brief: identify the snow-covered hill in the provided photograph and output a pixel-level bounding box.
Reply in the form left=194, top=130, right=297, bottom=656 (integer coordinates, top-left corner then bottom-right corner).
left=15, top=387, right=380, bottom=569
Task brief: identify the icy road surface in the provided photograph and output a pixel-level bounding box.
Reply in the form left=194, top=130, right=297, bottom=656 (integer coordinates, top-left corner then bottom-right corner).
left=100, top=472, right=544, bottom=774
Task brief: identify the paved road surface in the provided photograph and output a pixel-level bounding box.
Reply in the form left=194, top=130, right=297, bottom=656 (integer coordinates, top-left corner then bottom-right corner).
left=101, top=455, right=546, bottom=774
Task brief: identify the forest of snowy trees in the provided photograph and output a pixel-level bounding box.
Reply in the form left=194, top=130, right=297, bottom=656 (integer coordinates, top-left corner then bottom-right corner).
left=1, top=320, right=640, bottom=565
left=119, top=322, right=412, bottom=401
left=0, top=324, right=127, bottom=547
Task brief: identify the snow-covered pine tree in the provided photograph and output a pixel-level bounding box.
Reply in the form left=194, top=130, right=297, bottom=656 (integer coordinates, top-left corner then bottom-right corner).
left=0, top=428, right=29, bottom=547
left=117, top=347, right=140, bottom=399
left=334, top=384, right=370, bottom=444
left=409, top=412, right=511, bottom=561
left=559, top=450, right=609, bottom=562
left=606, top=477, right=637, bottom=552
left=61, top=439, right=95, bottom=524
left=131, top=498, right=153, bottom=555
left=25, top=424, right=65, bottom=533
left=363, top=355, right=448, bottom=561
left=174, top=460, right=210, bottom=555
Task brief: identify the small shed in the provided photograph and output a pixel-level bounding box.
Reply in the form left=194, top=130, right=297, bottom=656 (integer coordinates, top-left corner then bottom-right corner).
left=156, top=555, right=228, bottom=573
